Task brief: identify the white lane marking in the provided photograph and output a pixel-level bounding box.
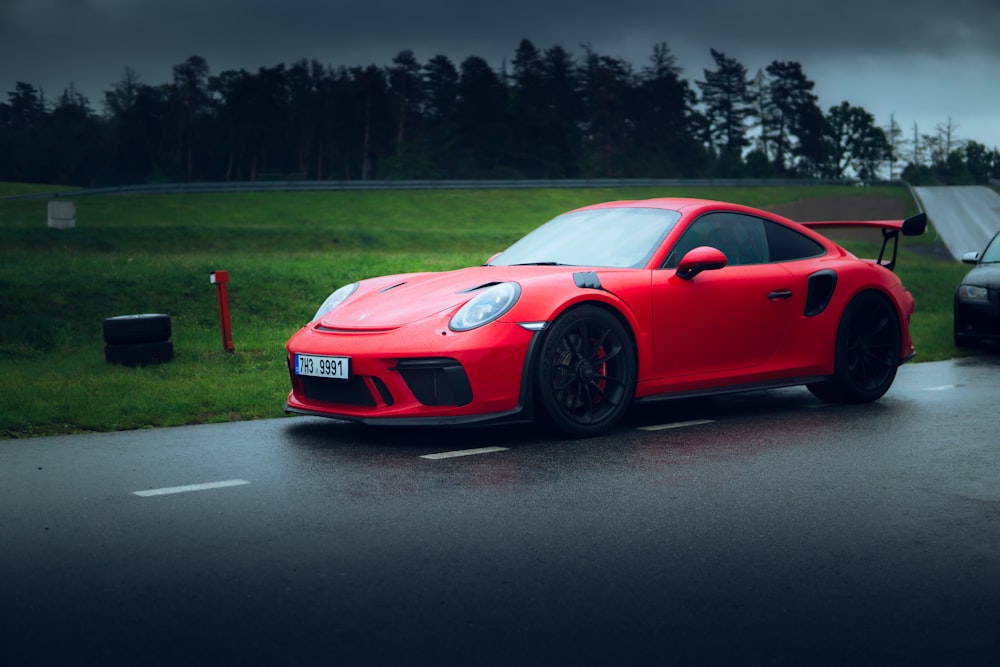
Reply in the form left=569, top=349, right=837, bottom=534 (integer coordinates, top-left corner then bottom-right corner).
left=133, top=479, right=250, bottom=497
left=638, top=419, right=715, bottom=432
left=420, top=447, right=509, bottom=460
left=923, top=384, right=958, bottom=391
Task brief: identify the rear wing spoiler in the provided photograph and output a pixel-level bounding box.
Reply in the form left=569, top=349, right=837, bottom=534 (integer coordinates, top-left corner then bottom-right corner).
left=799, top=213, right=927, bottom=271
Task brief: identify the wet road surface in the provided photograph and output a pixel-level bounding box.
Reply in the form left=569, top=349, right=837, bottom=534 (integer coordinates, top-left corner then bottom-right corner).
left=2, top=356, right=999, bottom=666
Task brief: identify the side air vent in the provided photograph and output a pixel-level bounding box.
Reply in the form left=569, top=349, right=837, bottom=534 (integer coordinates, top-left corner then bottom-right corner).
left=574, top=271, right=602, bottom=290
left=805, top=269, right=837, bottom=317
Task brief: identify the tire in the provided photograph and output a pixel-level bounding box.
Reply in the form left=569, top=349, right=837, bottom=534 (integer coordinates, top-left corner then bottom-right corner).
left=105, top=340, right=174, bottom=366
left=807, top=291, right=900, bottom=403
left=103, top=314, right=171, bottom=345
left=536, top=305, right=636, bottom=437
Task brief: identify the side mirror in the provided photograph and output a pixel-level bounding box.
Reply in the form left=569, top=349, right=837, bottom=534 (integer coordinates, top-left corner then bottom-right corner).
left=961, top=251, right=980, bottom=265
left=677, top=246, right=728, bottom=280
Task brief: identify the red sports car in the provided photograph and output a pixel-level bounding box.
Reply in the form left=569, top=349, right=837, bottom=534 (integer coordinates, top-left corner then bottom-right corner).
left=285, top=197, right=926, bottom=437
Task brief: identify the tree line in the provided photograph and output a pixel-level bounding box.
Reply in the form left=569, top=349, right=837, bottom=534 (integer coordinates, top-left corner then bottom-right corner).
left=2, top=40, right=998, bottom=188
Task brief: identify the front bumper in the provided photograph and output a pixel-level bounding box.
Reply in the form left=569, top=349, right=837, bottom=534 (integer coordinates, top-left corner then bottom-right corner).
left=285, top=318, right=539, bottom=423
left=954, top=290, right=1000, bottom=346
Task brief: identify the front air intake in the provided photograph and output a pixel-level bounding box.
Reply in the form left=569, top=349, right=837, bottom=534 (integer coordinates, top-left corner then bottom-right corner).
left=393, top=358, right=473, bottom=406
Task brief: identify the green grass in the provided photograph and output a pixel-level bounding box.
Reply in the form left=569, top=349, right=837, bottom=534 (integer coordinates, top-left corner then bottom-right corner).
left=0, top=184, right=975, bottom=438
left=0, top=182, right=78, bottom=198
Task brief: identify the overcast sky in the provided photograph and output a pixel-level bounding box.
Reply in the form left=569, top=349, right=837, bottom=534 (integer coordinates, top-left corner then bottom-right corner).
left=2, top=0, right=998, bottom=152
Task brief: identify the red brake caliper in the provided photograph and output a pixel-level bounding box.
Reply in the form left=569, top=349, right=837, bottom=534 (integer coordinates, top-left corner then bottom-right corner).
left=592, top=341, right=607, bottom=404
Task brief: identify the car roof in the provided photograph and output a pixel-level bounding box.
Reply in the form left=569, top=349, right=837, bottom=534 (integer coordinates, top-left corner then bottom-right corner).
left=572, top=197, right=772, bottom=218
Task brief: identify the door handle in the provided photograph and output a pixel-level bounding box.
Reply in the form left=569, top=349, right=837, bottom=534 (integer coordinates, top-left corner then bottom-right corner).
left=768, top=290, right=793, bottom=300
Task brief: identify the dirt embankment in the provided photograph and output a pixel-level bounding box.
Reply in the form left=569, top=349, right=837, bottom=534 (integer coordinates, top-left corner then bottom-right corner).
left=767, top=195, right=908, bottom=222
left=768, top=194, right=951, bottom=259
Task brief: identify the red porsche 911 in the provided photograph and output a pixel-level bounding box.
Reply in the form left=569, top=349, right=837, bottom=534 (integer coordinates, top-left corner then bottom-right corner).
left=285, top=197, right=926, bottom=437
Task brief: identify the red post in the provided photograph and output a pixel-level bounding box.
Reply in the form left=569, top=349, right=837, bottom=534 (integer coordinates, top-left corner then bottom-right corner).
left=210, top=271, right=235, bottom=353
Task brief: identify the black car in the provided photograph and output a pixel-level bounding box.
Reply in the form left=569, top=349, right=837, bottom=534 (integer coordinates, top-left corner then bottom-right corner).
left=954, top=230, right=1000, bottom=348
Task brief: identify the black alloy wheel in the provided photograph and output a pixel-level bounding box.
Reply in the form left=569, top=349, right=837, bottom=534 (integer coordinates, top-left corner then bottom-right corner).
left=536, top=305, right=636, bottom=437
left=808, top=291, right=901, bottom=403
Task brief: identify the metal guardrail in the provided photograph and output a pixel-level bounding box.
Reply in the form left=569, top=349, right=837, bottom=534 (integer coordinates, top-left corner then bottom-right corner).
left=1, top=178, right=851, bottom=201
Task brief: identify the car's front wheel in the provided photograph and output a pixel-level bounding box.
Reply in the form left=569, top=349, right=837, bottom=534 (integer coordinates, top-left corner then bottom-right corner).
left=808, top=291, right=901, bottom=403
left=536, top=305, right=636, bottom=437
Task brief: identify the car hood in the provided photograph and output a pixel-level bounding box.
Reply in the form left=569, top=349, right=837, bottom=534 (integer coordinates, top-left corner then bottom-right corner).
left=316, top=265, right=554, bottom=330
left=962, top=264, right=1000, bottom=290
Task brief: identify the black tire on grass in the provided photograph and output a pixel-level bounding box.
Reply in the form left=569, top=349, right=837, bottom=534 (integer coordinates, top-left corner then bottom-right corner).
left=105, top=340, right=174, bottom=367
left=103, top=314, right=172, bottom=345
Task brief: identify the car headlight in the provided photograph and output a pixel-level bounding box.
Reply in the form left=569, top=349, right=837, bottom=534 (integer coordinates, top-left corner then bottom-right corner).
left=450, top=282, right=521, bottom=331
left=312, top=282, right=359, bottom=320
left=957, top=284, right=988, bottom=302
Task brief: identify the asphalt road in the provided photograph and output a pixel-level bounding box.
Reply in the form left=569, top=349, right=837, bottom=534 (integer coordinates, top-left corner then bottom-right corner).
left=913, top=185, right=1000, bottom=259
left=2, top=356, right=999, bottom=666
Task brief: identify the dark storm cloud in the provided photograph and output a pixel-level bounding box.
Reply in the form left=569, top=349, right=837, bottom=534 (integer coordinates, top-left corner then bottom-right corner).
left=206, top=0, right=1000, bottom=64
left=1, top=0, right=998, bottom=145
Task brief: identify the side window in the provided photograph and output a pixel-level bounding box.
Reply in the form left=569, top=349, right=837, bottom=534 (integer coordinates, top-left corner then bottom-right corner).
left=663, top=212, right=769, bottom=268
left=763, top=220, right=825, bottom=262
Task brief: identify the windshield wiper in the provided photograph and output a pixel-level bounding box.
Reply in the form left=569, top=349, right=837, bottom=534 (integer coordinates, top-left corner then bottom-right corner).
left=511, top=261, right=567, bottom=266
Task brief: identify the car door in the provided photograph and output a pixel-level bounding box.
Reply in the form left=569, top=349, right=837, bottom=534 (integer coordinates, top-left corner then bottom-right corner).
left=650, top=212, right=808, bottom=379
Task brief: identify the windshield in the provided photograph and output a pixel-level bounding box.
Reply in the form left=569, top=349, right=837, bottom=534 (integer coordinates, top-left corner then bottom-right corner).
left=490, top=207, right=682, bottom=269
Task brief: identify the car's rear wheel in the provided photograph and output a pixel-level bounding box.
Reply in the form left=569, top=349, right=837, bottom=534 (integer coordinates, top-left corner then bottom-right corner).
left=536, top=305, right=636, bottom=437
left=807, top=291, right=900, bottom=403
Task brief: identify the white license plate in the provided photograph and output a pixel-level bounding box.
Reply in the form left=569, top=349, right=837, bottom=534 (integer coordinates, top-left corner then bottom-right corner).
left=294, top=354, right=350, bottom=379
